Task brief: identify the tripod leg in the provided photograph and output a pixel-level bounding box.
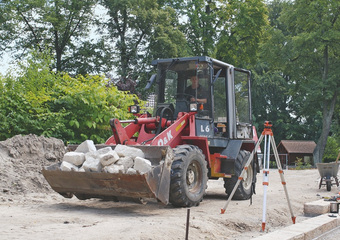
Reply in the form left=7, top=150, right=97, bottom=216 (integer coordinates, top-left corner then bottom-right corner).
left=221, top=134, right=264, bottom=214
left=262, top=135, right=271, bottom=231
left=271, top=136, right=296, bottom=224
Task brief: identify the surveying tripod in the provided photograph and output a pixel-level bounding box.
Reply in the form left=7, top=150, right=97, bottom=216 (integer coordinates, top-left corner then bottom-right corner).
left=221, top=121, right=296, bottom=231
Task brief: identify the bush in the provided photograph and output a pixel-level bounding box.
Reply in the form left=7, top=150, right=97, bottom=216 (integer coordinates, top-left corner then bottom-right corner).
left=53, top=74, right=139, bottom=143
left=295, top=157, right=312, bottom=170
left=323, top=137, right=340, bottom=163
left=0, top=51, right=142, bottom=143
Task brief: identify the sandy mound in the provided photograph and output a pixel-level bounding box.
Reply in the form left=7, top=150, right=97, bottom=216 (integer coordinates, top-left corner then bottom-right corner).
left=0, top=134, right=65, bottom=198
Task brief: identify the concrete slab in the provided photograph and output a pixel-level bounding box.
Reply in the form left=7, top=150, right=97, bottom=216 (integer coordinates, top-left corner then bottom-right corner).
left=254, top=229, right=304, bottom=240
left=304, top=199, right=330, bottom=216
left=287, top=215, right=336, bottom=239
left=253, top=214, right=339, bottom=240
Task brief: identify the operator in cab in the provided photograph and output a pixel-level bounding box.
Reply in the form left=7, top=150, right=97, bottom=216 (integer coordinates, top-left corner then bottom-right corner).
left=185, top=75, right=207, bottom=104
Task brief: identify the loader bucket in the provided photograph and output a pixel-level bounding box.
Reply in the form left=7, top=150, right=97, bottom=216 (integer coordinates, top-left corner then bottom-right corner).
left=42, top=145, right=174, bottom=205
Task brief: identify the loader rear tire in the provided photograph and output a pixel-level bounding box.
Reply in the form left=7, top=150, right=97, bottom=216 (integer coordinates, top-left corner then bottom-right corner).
left=224, top=150, right=253, bottom=200
left=169, top=145, right=208, bottom=207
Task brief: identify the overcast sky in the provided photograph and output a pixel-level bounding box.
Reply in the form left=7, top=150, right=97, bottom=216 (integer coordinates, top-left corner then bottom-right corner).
left=0, top=52, right=12, bottom=75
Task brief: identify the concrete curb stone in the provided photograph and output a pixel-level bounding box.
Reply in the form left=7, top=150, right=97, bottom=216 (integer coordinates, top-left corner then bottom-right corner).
left=253, top=211, right=340, bottom=240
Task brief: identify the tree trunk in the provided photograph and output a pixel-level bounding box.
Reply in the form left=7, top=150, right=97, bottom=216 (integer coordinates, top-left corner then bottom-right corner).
left=56, top=49, right=62, bottom=72
left=313, top=92, right=337, bottom=165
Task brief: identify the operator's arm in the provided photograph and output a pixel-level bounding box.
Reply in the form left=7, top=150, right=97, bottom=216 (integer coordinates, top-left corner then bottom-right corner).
left=190, top=97, right=207, bottom=104
left=190, top=86, right=207, bottom=103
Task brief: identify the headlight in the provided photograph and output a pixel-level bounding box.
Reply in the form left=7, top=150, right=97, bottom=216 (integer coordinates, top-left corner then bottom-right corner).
left=190, top=103, right=198, bottom=112
left=128, top=105, right=140, bottom=113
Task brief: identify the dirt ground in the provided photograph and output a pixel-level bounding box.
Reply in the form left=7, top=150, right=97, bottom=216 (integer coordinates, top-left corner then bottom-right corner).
left=0, top=135, right=339, bottom=240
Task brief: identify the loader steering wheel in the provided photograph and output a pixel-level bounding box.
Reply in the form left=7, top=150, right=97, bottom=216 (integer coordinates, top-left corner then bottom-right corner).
left=141, top=106, right=174, bottom=145
left=155, top=106, right=174, bottom=135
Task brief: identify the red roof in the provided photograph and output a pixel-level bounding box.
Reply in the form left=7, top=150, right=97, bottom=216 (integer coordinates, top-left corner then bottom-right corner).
left=277, top=140, right=316, bottom=154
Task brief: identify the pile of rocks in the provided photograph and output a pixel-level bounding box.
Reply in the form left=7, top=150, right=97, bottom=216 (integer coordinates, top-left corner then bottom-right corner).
left=60, top=140, right=152, bottom=174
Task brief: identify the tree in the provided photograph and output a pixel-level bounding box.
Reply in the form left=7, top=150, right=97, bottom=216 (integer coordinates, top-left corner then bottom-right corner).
left=62, top=39, right=114, bottom=75
left=0, top=2, right=14, bottom=57
left=165, top=0, right=268, bottom=62
left=251, top=64, right=295, bottom=143
left=0, top=0, right=97, bottom=72
left=99, top=0, right=187, bottom=80
left=177, top=0, right=220, bottom=56
left=215, top=0, right=268, bottom=67
left=279, top=0, right=340, bottom=164
left=251, top=0, right=310, bottom=143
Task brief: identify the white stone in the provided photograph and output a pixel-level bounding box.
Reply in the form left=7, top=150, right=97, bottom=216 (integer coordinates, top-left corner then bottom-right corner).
left=99, top=150, right=120, bottom=166
left=60, top=161, right=78, bottom=171
left=62, top=152, right=85, bottom=166
left=116, top=156, right=134, bottom=171
left=78, top=167, right=85, bottom=172
left=126, top=168, right=137, bottom=174
left=85, top=151, right=97, bottom=159
left=96, top=147, right=113, bottom=155
left=82, top=155, right=102, bottom=172
left=75, top=140, right=96, bottom=153
left=133, top=157, right=152, bottom=174
left=114, top=144, right=145, bottom=159
left=103, top=164, right=125, bottom=174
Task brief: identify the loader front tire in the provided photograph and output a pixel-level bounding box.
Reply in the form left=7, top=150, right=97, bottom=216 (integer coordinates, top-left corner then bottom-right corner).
left=169, top=145, right=208, bottom=207
left=224, top=150, right=253, bottom=200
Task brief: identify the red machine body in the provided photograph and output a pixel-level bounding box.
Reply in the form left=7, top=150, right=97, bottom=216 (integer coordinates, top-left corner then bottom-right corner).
left=42, top=56, right=259, bottom=207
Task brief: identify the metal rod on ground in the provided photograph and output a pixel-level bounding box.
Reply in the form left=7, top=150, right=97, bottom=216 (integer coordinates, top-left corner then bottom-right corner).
left=185, top=208, right=190, bottom=240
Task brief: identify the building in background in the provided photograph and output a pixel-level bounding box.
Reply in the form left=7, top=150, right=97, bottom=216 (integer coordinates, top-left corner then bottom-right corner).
left=277, top=140, right=316, bottom=166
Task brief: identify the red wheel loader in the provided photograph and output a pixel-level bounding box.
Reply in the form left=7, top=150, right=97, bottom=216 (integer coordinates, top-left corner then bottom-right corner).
left=42, top=56, right=259, bottom=207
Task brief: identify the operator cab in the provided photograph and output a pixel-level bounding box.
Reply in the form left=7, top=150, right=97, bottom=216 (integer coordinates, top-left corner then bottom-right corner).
left=149, top=56, right=252, bottom=141
left=150, top=58, right=212, bottom=119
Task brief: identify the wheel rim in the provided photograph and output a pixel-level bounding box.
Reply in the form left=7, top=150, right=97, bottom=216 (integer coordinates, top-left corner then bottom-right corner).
left=242, top=165, right=253, bottom=190
left=186, top=160, right=202, bottom=193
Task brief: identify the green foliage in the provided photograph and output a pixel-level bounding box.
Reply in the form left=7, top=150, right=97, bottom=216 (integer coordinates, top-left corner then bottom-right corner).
left=322, top=137, right=340, bottom=163
left=54, top=74, right=137, bottom=143
left=276, top=0, right=339, bottom=164
left=269, top=160, right=277, bottom=169
left=178, top=0, right=220, bottom=56
left=251, top=65, right=293, bottom=144
left=63, top=39, right=115, bottom=76
left=253, top=0, right=340, bottom=164
left=215, top=0, right=269, bottom=67
left=0, top=50, right=66, bottom=139
left=149, top=6, right=189, bottom=59
left=99, top=0, right=188, bottom=98
left=0, top=50, right=140, bottom=143
left=100, top=0, right=187, bottom=79
left=166, top=0, right=269, bottom=65
left=295, top=157, right=311, bottom=170
left=0, top=0, right=97, bottom=72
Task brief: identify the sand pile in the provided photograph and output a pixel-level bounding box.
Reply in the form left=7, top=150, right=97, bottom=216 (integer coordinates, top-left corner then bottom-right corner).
left=0, top=134, right=65, bottom=198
